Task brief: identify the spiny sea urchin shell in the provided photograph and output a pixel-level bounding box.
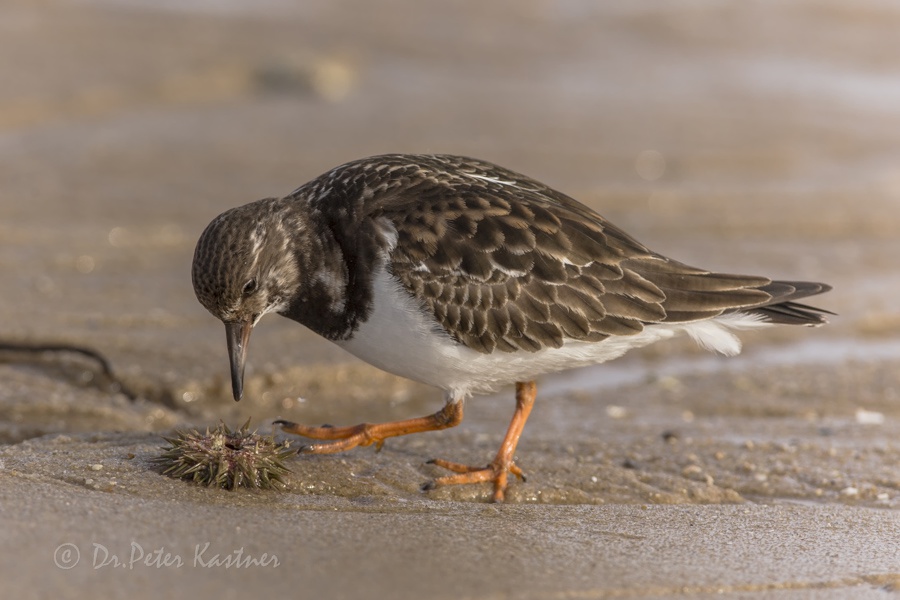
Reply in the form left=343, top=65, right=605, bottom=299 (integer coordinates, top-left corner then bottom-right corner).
left=155, top=419, right=293, bottom=490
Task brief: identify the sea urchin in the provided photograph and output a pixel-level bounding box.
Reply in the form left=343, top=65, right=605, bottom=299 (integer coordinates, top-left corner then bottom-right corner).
left=155, top=419, right=293, bottom=490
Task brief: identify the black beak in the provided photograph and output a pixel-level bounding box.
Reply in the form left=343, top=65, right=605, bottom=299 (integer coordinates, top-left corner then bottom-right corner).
left=225, top=321, right=253, bottom=401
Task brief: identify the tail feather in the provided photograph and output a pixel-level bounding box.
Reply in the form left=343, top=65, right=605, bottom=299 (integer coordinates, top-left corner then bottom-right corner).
left=736, top=281, right=833, bottom=326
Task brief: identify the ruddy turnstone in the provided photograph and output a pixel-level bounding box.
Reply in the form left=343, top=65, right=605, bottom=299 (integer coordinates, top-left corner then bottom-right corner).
left=192, top=153, right=832, bottom=501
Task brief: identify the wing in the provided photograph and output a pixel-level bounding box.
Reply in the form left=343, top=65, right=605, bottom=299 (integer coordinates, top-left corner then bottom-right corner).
left=370, top=156, right=785, bottom=354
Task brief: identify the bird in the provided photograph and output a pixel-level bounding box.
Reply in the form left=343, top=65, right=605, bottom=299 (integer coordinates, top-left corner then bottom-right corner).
left=192, top=153, right=832, bottom=502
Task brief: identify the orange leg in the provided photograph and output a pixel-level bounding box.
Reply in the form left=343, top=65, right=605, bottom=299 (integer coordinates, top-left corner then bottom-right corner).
left=274, top=400, right=463, bottom=453
left=426, top=380, right=536, bottom=502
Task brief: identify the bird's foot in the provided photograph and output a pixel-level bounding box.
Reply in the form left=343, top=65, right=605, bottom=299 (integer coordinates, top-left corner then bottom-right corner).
left=273, top=420, right=385, bottom=453
left=273, top=401, right=464, bottom=455
left=422, top=381, right=536, bottom=503
left=424, top=457, right=527, bottom=503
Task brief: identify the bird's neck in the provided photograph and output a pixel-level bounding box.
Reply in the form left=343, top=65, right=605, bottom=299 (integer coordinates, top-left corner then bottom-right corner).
left=281, top=210, right=374, bottom=341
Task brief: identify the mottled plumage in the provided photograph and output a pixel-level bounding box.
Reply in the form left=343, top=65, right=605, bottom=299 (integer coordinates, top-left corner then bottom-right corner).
left=192, top=153, right=832, bottom=501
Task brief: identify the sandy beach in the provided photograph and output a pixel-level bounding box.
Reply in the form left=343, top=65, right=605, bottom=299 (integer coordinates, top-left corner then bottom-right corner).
left=2, top=1, right=899, bottom=597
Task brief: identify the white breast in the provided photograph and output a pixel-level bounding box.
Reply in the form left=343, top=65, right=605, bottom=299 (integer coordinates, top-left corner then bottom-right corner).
left=334, top=268, right=772, bottom=399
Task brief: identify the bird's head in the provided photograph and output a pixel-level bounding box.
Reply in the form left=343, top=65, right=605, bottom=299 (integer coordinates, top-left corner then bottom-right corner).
left=192, top=199, right=302, bottom=401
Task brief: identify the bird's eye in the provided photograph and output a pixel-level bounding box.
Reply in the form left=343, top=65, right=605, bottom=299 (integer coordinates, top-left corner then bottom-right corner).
left=242, top=279, right=258, bottom=296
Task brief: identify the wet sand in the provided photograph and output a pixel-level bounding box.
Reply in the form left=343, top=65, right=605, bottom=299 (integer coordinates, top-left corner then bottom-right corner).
left=2, top=1, right=900, bottom=598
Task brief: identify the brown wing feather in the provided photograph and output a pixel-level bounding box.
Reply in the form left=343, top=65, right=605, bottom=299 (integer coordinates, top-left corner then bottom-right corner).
left=344, top=154, right=830, bottom=353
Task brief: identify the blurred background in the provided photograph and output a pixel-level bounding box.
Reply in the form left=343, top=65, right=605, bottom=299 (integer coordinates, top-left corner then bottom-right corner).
left=1, top=0, right=899, bottom=442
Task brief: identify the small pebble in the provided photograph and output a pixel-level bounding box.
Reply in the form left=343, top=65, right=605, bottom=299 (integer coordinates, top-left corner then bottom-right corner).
left=605, top=405, right=627, bottom=419
left=682, top=465, right=702, bottom=476
left=855, top=408, right=885, bottom=425
left=90, top=464, right=103, bottom=471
